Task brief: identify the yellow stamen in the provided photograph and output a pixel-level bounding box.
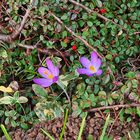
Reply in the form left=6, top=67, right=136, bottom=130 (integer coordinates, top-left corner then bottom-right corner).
left=44, top=70, right=48, bottom=75
left=89, top=65, right=96, bottom=72
left=48, top=74, right=54, bottom=79
left=44, top=70, right=54, bottom=79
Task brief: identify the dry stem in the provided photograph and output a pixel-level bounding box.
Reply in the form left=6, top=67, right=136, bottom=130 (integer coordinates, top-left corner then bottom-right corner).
left=0, top=5, right=31, bottom=42
left=86, top=103, right=140, bottom=112
left=49, top=11, right=103, bottom=58
left=69, top=0, right=127, bottom=31
left=18, top=43, right=70, bottom=57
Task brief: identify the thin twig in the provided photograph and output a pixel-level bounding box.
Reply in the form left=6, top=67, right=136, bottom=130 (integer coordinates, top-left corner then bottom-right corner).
left=49, top=11, right=103, bottom=58
left=11, top=8, right=31, bottom=39
left=69, top=0, right=127, bottom=32
left=86, top=103, right=140, bottom=112
left=134, top=32, right=140, bottom=34
left=107, top=109, right=122, bottom=136
left=18, top=43, right=36, bottom=49
left=17, top=43, right=71, bottom=57
left=37, top=48, right=70, bottom=57
left=54, top=47, right=70, bottom=67
left=0, top=4, right=31, bottom=42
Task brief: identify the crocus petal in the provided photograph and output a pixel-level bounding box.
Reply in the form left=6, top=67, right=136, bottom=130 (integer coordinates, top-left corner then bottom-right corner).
left=53, top=76, right=59, bottom=83
left=95, top=69, right=103, bottom=76
left=80, top=57, right=91, bottom=68
left=77, top=68, right=93, bottom=75
left=91, top=51, right=98, bottom=64
left=38, top=67, right=51, bottom=79
left=94, top=58, right=102, bottom=70
left=46, top=58, right=55, bottom=73
left=87, top=74, right=94, bottom=77
left=53, top=66, right=59, bottom=76
left=33, top=78, right=53, bottom=87
left=46, top=58, right=59, bottom=76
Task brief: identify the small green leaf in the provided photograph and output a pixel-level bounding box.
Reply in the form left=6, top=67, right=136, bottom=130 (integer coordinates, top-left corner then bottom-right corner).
left=5, top=110, right=16, bottom=116
left=62, top=71, right=79, bottom=82
left=111, top=92, right=119, bottom=99
left=58, top=76, right=68, bottom=87
left=11, top=120, right=17, bottom=127
left=100, top=101, right=108, bottom=106
left=136, top=107, right=140, bottom=117
left=98, top=91, right=106, bottom=98
left=87, top=21, right=93, bottom=27
left=0, top=96, right=14, bottom=105
left=61, top=14, right=68, bottom=20
left=89, top=94, right=95, bottom=102
left=128, top=92, right=139, bottom=101
left=18, top=96, right=28, bottom=103
left=40, top=35, right=44, bottom=41
left=82, top=13, right=88, bottom=20
left=108, top=97, right=113, bottom=105
left=94, top=85, right=99, bottom=94
left=78, top=20, right=85, bottom=27
left=61, top=41, right=67, bottom=47
left=105, top=54, right=112, bottom=60
left=125, top=108, right=133, bottom=114
left=32, top=84, right=48, bottom=98
left=62, top=31, right=67, bottom=38
left=126, top=71, right=136, bottom=78
left=92, top=0, right=102, bottom=7
left=126, top=117, right=131, bottom=122
left=103, top=74, right=110, bottom=84
left=115, top=57, right=120, bottom=63
left=121, top=85, right=127, bottom=93
left=132, top=79, right=138, bottom=88
left=0, top=48, right=8, bottom=58
left=20, top=123, right=29, bottom=130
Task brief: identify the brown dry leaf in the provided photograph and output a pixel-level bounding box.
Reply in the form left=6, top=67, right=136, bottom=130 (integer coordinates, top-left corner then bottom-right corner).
left=64, top=37, right=69, bottom=44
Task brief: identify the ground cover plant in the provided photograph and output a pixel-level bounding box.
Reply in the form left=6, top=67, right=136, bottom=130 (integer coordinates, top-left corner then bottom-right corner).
left=0, top=0, right=140, bottom=139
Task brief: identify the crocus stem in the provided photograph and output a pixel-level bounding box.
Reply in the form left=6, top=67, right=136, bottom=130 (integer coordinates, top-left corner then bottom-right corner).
left=56, top=81, right=71, bottom=104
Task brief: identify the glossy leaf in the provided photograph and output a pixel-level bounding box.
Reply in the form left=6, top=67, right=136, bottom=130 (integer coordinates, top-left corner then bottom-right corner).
left=32, top=84, right=48, bottom=98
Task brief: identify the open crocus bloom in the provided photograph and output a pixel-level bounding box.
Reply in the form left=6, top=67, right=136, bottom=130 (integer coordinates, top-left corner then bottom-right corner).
left=77, top=51, right=102, bottom=76
left=33, top=58, right=59, bottom=87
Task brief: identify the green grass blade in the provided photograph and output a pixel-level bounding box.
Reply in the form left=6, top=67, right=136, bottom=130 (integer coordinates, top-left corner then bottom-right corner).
left=77, top=114, right=87, bottom=140
left=59, top=109, right=69, bottom=140
left=100, top=113, right=110, bottom=140
left=0, top=124, right=12, bottom=140
left=41, top=128, right=55, bottom=140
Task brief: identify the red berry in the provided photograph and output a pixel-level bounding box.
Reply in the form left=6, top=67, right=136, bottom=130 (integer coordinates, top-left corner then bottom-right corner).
left=72, top=45, right=77, bottom=51
left=100, top=8, right=107, bottom=14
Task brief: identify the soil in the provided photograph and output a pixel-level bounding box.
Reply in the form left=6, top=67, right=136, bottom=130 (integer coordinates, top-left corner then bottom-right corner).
left=0, top=114, right=140, bottom=140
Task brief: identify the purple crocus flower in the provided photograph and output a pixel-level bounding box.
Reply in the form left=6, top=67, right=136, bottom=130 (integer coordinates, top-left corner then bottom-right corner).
left=77, top=51, right=102, bottom=76
left=33, top=58, right=59, bottom=87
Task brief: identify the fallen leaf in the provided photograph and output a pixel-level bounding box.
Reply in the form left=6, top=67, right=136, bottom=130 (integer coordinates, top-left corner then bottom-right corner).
left=0, top=86, right=14, bottom=93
